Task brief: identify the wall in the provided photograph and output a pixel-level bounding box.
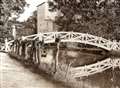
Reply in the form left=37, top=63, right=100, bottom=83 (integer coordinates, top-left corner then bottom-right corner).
left=37, top=2, right=56, bottom=33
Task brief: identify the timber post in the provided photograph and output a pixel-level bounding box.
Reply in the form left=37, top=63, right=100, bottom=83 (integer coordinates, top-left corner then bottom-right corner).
left=54, top=35, right=60, bottom=73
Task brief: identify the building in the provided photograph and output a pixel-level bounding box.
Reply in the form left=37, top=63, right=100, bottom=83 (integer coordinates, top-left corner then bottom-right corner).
left=37, top=1, right=57, bottom=33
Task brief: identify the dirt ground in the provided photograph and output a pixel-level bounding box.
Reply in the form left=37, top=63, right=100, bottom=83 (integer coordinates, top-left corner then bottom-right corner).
left=0, top=52, right=68, bottom=88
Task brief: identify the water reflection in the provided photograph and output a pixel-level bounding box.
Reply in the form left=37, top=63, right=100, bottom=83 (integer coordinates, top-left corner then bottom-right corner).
left=55, top=48, right=120, bottom=88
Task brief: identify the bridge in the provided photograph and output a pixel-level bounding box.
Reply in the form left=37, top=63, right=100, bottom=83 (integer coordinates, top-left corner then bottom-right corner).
left=2, top=32, right=120, bottom=78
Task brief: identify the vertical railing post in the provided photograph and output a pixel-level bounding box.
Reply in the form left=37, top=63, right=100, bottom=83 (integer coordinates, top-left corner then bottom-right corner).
left=15, top=41, right=18, bottom=53
left=31, top=41, right=35, bottom=64
left=17, top=40, right=20, bottom=55
left=19, top=43, right=22, bottom=56
left=5, top=38, right=8, bottom=52
left=17, top=41, right=20, bottom=54
left=16, top=40, right=19, bottom=55
left=14, top=40, right=17, bottom=53
left=26, top=42, right=32, bottom=65
left=25, top=43, right=29, bottom=61
left=12, top=25, right=16, bottom=39
left=21, top=41, right=26, bottom=58
left=28, top=41, right=34, bottom=65
left=13, top=42, right=15, bottom=52
left=38, top=34, right=44, bottom=66
left=36, top=41, right=40, bottom=65
left=38, top=42, right=41, bottom=65
left=56, top=42, right=60, bottom=69
left=11, top=42, right=14, bottom=52
left=38, top=41, right=43, bottom=66
left=54, top=35, right=60, bottom=73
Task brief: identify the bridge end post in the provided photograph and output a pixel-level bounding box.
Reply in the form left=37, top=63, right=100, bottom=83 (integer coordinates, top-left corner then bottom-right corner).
left=5, top=38, right=8, bottom=52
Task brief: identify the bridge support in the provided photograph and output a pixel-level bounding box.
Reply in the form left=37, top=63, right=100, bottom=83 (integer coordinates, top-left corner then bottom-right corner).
left=36, top=41, right=40, bottom=65
left=54, top=42, right=60, bottom=73
left=54, top=37, right=61, bottom=73
left=32, top=41, right=37, bottom=65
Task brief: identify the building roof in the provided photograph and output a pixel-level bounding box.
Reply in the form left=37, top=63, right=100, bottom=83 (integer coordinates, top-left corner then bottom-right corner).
left=37, top=2, right=46, bottom=7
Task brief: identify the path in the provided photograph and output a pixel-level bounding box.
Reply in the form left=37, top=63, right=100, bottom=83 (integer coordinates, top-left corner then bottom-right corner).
left=0, top=52, right=67, bottom=88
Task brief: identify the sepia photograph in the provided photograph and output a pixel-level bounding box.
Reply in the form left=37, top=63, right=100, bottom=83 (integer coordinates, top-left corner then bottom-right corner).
left=0, top=0, right=120, bottom=88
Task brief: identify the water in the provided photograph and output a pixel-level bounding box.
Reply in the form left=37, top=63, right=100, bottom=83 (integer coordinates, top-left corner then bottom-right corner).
left=52, top=48, right=120, bottom=88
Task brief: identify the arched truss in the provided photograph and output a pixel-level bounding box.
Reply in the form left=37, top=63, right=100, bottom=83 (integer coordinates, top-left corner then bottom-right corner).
left=21, top=32, right=120, bottom=51
left=7, top=32, right=120, bottom=77
left=70, top=58, right=120, bottom=77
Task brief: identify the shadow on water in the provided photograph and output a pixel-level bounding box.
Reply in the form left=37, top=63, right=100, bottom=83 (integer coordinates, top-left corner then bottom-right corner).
left=75, top=68, right=120, bottom=88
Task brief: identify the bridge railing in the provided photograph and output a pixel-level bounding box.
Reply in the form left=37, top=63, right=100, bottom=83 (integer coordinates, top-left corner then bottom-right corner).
left=70, top=58, right=120, bottom=77
left=21, top=32, right=120, bottom=51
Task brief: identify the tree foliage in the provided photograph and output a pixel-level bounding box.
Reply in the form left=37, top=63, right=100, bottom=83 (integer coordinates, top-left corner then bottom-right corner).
left=24, top=11, right=37, bottom=34
left=0, top=0, right=27, bottom=43
left=0, top=0, right=26, bottom=24
left=49, top=0, right=120, bottom=40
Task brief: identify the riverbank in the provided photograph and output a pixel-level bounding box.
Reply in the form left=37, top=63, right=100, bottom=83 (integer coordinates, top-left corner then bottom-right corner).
left=0, top=52, right=69, bottom=88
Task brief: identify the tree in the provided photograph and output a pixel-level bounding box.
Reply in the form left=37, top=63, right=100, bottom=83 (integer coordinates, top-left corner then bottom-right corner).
left=49, top=0, right=120, bottom=40
left=24, top=11, right=37, bottom=34
left=0, top=0, right=27, bottom=43
left=0, top=0, right=26, bottom=25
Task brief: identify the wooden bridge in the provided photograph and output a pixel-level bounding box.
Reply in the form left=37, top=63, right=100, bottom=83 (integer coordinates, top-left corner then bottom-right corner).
left=2, top=32, right=120, bottom=78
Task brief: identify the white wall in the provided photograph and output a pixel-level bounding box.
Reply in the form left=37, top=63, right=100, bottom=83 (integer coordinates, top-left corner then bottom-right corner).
left=37, top=2, right=57, bottom=33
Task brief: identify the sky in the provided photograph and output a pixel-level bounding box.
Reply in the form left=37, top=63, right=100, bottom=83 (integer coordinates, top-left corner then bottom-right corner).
left=17, top=0, right=47, bottom=22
